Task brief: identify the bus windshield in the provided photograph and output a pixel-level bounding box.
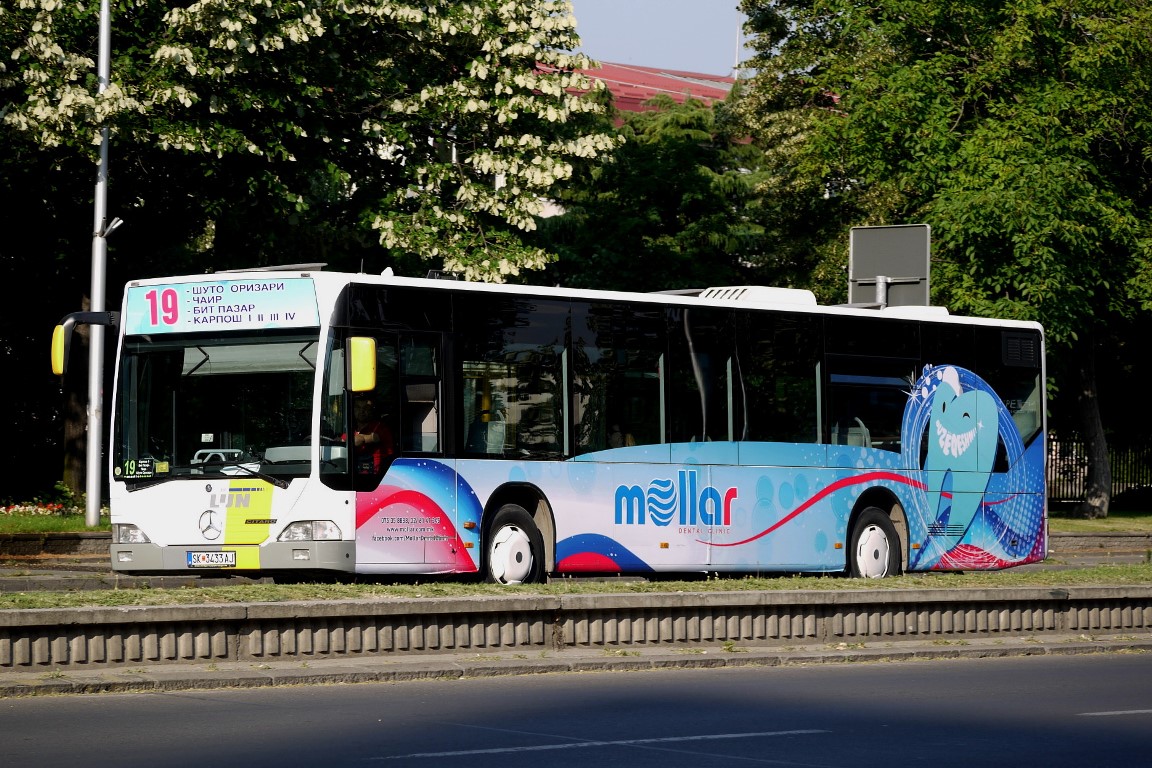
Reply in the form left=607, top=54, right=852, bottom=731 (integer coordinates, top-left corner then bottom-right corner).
left=113, top=329, right=323, bottom=484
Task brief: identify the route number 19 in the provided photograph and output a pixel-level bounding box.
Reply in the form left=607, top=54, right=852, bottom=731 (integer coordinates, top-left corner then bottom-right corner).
left=145, top=288, right=179, bottom=326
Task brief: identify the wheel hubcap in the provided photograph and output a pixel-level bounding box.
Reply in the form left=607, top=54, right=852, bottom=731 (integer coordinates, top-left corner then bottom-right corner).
left=489, top=525, right=533, bottom=584
left=856, top=524, right=891, bottom=578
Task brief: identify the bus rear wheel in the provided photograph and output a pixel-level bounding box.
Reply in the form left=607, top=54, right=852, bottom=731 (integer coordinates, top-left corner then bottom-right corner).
left=485, top=504, right=545, bottom=585
left=849, top=507, right=901, bottom=578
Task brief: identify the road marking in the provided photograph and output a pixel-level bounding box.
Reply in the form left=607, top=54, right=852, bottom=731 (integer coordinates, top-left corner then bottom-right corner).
left=370, top=729, right=828, bottom=760
left=1078, top=709, right=1152, bottom=717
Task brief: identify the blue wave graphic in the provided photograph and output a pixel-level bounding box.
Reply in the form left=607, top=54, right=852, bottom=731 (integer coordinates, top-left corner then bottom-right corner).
left=555, top=534, right=653, bottom=572
left=647, top=478, right=677, bottom=526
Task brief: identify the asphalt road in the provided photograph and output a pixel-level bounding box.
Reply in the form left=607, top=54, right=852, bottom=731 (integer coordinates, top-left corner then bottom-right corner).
left=2, top=654, right=1149, bottom=767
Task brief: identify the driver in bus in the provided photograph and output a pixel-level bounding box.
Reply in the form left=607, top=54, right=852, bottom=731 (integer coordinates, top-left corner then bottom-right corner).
left=347, top=394, right=395, bottom=474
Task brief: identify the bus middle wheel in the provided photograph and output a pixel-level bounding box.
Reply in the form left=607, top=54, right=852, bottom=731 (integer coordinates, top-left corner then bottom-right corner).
left=485, top=504, right=544, bottom=585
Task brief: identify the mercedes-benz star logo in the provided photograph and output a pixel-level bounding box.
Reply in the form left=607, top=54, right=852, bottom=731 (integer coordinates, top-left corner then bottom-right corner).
left=199, top=510, right=222, bottom=541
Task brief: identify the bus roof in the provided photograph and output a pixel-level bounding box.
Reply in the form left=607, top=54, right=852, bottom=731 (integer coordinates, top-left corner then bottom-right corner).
left=123, top=267, right=1043, bottom=333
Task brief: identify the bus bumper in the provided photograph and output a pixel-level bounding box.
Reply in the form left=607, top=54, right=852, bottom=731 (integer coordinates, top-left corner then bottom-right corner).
left=109, top=541, right=357, bottom=573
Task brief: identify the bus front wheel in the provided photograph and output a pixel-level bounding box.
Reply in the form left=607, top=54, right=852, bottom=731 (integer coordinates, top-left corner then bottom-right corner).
left=849, top=508, right=901, bottom=578
left=485, top=504, right=545, bottom=585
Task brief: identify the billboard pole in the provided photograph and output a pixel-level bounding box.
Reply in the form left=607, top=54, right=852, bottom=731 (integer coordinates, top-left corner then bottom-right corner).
left=86, top=0, right=113, bottom=528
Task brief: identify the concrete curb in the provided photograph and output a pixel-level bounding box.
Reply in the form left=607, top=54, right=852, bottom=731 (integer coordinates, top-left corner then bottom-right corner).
left=1050, top=532, right=1152, bottom=550
left=2, top=633, right=1148, bottom=698
left=3, top=586, right=1152, bottom=672
left=0, top=532, right=110, bottom=558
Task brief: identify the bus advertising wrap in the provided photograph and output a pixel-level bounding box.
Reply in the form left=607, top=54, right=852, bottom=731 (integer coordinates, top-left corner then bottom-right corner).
left=352, top=365, right=1045, bottom=574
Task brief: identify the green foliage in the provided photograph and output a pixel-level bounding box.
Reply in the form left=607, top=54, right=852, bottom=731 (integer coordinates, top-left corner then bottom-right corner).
left=1, top=0, right=619, bottom=281
left=739, top=0, right=1152, bottom=344
left=532, top=93, right=765, bottom=291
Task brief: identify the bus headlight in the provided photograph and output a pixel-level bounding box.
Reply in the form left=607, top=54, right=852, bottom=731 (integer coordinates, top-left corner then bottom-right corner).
left=113, top=524, right=150, bottom=544
left=278, top=521, right=342, bottom=542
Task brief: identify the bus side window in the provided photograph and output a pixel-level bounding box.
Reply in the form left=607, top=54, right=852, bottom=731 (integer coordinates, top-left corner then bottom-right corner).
left=736, top=313, right=821, bottom=444
left=826, top=357, right=916, bottom=453
left=572, top=302, right=665, bottom=454
left=973, top=327, right=1044, bottom=447
left=457, top=294, right=566, bottom=459
left=400, top=336, right=441, bottom=453
left=666, top=307, right=732, bottom=443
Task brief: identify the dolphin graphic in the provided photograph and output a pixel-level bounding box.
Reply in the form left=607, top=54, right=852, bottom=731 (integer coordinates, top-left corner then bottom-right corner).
left=922, top=366, right=999, bottom=536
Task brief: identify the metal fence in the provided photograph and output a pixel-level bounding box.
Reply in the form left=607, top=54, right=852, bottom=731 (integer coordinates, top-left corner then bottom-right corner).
left=1048, top=436, right=1152, bottom=501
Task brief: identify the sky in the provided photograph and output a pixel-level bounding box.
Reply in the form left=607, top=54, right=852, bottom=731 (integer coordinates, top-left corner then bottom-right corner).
left=568, top=0, right=750, bottom=77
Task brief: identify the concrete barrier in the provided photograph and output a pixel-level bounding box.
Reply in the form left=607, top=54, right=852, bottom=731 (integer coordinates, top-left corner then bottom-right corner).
left=1049, top=532, right=1152, bottom=554
left=2, top=586, right=1150, bottom=670
left=0, top=532, right=110, bottom=557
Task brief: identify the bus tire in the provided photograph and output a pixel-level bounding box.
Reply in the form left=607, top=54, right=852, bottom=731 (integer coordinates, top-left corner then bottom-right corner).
left=849, top=507, right=901, bottom=578
left=485, top=504, right=545, bottom=585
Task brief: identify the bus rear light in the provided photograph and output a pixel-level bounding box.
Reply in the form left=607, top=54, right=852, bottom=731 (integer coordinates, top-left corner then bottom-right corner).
left=278, top=521, right=342, bottom=542
left=114, top=524, right=150, bottom=544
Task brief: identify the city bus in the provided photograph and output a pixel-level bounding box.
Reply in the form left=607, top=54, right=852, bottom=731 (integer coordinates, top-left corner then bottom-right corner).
left=53, top=266, right=1046, bottom=581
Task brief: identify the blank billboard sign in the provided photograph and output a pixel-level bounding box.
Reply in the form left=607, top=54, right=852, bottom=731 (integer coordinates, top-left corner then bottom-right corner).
left=848, top=224, right=930, bottom=307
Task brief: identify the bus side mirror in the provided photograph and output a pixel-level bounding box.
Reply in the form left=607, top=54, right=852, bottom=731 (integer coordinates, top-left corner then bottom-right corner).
left=348, top=336, right=377, bottom=392
left=51, top=311, right=119, bottom=375
left=51, top=325, right=67, bottom=376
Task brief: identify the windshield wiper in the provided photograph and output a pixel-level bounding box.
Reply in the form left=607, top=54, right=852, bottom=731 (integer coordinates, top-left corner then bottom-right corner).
left=124, top=462, right=291, bottom=491
left=213, top=462, right=291, bottom=489
left=124, top=476, right=177, bottom=492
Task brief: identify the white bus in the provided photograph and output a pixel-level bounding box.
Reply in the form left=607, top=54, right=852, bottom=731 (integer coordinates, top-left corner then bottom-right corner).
left=53, top=267, right=1046, bottom=581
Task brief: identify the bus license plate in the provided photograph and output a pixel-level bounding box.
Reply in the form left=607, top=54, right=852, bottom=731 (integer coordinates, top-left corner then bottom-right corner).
left=187, top=551, right=237, bottom=568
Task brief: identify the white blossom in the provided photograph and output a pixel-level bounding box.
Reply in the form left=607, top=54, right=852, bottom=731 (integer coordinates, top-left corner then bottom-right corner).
left=3, top=0, right=620, bottom=282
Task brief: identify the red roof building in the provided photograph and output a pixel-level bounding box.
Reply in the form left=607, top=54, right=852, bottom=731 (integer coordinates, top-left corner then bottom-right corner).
left=539, top=61, right=736, bottom=114
left=580, top=61, right=735, bottom=112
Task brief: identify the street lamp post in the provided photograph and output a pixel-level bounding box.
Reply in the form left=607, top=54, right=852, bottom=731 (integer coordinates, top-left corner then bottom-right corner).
left=86, top=0, right=113, bottom=528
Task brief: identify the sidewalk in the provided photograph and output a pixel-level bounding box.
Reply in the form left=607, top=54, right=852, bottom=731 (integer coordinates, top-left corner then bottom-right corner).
left=3, top=632, right=1151, bottom=698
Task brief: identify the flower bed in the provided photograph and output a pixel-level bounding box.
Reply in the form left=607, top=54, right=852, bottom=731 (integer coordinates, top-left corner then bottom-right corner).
left=0, top=503, right=82, bottom=517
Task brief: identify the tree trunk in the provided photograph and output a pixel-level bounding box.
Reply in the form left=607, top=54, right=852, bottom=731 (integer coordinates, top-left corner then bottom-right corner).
left=1075, top=332, right=1111, bottom=518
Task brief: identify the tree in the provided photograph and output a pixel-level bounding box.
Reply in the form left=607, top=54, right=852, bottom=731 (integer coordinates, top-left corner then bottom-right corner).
left=0, top=0, right=618, bottom=499
left=2, top=0, right=618, bottom=279
left=740, top=0, right=1152, bottom=516
left=533, top=92, right=765, bottom=292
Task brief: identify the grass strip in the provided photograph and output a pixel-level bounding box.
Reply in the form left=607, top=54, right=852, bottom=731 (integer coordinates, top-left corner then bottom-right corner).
left=0, top=515, right=111, bottom=534
left=1, top=563, right=1149, bottom=611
